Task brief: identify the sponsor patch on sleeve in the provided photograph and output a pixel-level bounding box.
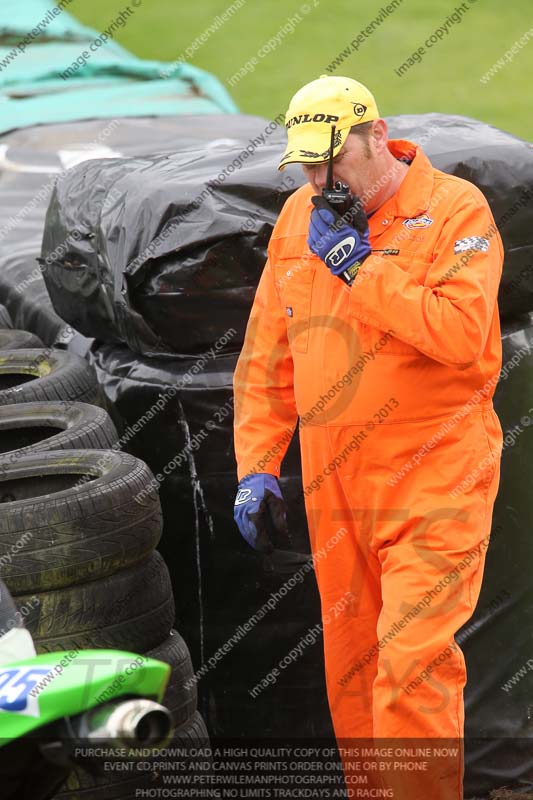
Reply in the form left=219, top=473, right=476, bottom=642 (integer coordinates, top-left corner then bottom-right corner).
left=454, top=236, right=490, bottom=254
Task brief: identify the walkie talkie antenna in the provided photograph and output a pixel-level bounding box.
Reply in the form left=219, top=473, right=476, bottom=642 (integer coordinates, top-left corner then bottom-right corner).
left=325, top=125, right=336, bottom=191
left=321, top=124, right=352, bottom=218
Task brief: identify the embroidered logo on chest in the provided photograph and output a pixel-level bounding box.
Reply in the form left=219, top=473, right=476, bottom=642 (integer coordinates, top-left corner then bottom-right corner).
left=403, top=214, right=434, bottom=229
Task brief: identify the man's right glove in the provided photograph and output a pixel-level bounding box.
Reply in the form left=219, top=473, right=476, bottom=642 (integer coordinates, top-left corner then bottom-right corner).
left=308, top=195, right=371, bottom=286
left=233, top=473, right=290, bottom=553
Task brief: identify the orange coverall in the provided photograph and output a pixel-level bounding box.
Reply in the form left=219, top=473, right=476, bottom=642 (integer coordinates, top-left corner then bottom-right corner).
left=233, top=139, right=504, bottom=798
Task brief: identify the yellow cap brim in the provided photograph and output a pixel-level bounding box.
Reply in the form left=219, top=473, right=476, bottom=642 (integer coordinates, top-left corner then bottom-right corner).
left=277, top=125, right=350, bottom=172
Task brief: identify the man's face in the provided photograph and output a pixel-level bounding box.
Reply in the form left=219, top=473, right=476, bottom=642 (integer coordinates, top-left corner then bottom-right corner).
left=301, top=130, right=379, bottom=211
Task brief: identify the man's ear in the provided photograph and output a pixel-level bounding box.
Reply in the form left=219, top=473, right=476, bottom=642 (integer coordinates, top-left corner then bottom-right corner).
left=371, top=118, right=389, bottom=154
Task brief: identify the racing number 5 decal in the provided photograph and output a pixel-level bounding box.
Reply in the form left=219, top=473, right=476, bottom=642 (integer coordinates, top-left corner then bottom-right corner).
left=0, top=666, right=51, bottom=715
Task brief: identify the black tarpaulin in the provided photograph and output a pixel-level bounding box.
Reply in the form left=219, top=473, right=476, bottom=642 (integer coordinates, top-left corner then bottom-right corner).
left=0, top=114, right=290, bottom=345
left=42, top=139, right=300, bottom=357
left=43, top=114, right=533, bottom=360
left=462, top=313, right=533, bottom=797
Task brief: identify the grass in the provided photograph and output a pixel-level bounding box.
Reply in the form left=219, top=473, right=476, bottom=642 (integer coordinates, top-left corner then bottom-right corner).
left=70, top=0, right=531, bottom=140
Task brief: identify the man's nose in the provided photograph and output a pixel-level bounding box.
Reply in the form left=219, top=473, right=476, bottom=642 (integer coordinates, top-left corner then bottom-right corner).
left=313, top=162, right=329, bottom=189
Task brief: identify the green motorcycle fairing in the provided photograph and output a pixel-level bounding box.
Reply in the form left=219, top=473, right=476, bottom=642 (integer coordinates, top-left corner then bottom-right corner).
left=0, top=649, right=170, bottom=744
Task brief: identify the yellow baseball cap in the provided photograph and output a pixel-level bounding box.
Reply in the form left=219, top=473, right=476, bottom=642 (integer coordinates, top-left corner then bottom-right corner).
left=278, top=74, right=379, bottom=171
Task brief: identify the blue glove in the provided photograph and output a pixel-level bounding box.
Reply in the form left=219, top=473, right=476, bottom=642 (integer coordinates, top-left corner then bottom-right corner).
left=233, top=473, right=290, bottom=553
left=308, top=195, right=371, bottom=285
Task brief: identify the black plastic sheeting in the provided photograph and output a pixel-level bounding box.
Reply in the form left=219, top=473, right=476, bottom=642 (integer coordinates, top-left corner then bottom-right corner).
left=43, top=114, right=533, bottom=359
left=89, top=310, right=533, bottom=796
left=42, top=142, right=301, bottom=358
left=462, top=312, right=533, bottom=796
left=0, top=114, right=289, bottom=347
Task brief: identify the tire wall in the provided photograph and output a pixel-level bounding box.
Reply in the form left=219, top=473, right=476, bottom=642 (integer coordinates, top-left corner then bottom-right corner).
left=89, top=343, right=335, bottom=741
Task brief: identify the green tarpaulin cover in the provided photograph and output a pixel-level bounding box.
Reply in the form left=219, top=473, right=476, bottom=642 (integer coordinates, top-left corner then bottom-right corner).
left=0, top=0, right=238, bottom=133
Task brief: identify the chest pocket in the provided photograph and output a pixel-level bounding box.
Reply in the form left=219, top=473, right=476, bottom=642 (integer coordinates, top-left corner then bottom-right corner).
left=368, top=251, right=433, bottom=356
left=274, top=245, right=316, bottom=355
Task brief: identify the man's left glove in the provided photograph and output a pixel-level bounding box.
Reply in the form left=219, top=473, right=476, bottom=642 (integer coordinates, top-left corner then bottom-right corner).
left=233, top=473, right=291, bottom=553
left=308, top=195, right=371, bottom=286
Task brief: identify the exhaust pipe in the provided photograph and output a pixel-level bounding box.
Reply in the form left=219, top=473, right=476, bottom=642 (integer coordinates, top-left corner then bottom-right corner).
left=75, top=699, right=173, bottom=749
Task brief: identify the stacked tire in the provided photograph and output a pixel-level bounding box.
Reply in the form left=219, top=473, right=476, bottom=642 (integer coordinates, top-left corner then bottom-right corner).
left=0, top=304, right=46, bottom=350
left=0, top=337, right=207, bottom=798
left=0, top=303, right=14, bottom=329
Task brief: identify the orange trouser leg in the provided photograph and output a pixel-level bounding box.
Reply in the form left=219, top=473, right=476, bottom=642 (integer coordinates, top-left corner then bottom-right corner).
left=299, top=408, right=502, bottom=800
left=303, top=492, right=382, bottom=739
left=369, top=508, right=493, bottom=799
left=301, top=427, right=382, bottom=795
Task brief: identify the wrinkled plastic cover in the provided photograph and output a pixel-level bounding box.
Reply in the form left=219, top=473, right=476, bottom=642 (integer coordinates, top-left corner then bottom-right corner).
left=1, top=0, right=106, bottom=39
left=43, top=114, right=533, bottom=359
left=43, top=135, right=300, bottom=357
left=0, top=0, right=237, bottom=134
left=463, top=313, right=533, bottom=795
left=0, top=114, right=288, bottom=345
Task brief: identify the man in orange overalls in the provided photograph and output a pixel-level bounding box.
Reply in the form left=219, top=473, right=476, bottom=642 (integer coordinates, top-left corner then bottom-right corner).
left=232, top=75, right=504, bottom=799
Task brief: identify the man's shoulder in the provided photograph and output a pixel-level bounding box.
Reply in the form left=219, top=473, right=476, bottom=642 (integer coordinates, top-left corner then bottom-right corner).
left=272, top=182, right=314, bottom=241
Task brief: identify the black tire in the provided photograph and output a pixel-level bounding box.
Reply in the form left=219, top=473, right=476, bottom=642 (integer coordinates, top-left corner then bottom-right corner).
left=0, top=329, right=44, bottom=350
left=17, top=550, right=174, bottom=653
left=0, top=576, right=21, bottom=637
left=0, top=349, right=100, bottom=406
left=0, top=449, right=162, bottom=594
left=0, top=401, right=117, bottom=463
left=56, top=712, right=211, bottom=800
left=0, top=305, right=12, bottom=328
left=172, top=708, right=210, bottom=745
left=146, top=630, right=197, bottom=728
